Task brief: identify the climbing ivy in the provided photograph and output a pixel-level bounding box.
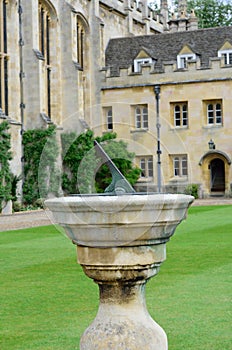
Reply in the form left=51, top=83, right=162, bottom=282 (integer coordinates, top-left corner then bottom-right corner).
left=0, top=121, right=13, bottom=210
left=61, top=129, right=96, bottom=194
left=22, top=125, right=60, bottom=205
left=0, top=124, right=141, bottom=209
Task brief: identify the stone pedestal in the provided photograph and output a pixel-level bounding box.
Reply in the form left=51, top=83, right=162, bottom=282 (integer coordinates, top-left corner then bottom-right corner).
left=78, top=245, right=167, bottom=350
left=45, top=193, right=194, bottom=349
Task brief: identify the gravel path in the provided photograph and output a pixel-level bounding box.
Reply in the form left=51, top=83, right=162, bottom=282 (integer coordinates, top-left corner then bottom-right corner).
left=0, top=198, right=231, bottom=232
left=0, top=209, right=54, bottom=232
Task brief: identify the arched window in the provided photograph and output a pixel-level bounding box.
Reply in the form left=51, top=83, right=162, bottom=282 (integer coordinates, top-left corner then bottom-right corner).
left=38, top=1, right=52, bottom=118
left=73, top=15, right=87, bottom=70
left=0, top=0, right=8, bottom=116
left=76, top=19, right=84, bottom=68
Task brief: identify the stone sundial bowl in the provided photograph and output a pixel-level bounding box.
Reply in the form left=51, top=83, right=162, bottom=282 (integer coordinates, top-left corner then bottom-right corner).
left=45, top=139, right=194, bottom=350
left=45, top=193, right=193, bottom=248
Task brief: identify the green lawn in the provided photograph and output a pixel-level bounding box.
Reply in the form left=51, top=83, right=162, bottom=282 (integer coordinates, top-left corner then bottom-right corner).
left=0, top=205, right=231, bottom=350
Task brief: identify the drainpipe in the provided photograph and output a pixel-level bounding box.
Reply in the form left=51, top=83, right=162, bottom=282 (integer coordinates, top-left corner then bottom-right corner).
left=18, top=0, right=25, bottom=191
left=154, top=85, right=162, bottom=193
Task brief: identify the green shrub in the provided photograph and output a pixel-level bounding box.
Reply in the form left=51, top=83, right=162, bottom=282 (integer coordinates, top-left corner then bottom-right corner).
left=184, top=183, right=199, bottom=198
left=12, top=201, right=22, bottom=212
left=0, top=121, right=12, bottom=210
left=22, top=125, right=60, bottom=205
left=61, top=130, right=141, bottom=194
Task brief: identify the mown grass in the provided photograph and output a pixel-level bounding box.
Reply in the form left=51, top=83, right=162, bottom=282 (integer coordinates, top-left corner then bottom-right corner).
left=0, top=205, right=231, bottom=349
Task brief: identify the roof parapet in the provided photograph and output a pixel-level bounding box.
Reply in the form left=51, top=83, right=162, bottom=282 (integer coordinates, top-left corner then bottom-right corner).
left=102, top=56, right=232, bottom=81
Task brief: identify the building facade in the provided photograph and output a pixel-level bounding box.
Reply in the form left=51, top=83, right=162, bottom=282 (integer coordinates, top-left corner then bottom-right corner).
left=101, top=26, right=232, bottom=197
left=0, top=0, right=166, bottom=177
left=0, top=0, right=231, bottom=199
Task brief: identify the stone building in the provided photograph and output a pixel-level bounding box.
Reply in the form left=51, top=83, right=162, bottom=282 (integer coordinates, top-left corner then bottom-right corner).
left=101, top=26, right=232, bottom=197
left=0, top=0, right=231, bottom=198
left=0, top=0, right=167, bottom=182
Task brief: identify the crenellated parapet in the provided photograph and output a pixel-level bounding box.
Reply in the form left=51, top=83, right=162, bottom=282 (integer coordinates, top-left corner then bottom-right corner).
left=101, top=57, right=232, bottom=88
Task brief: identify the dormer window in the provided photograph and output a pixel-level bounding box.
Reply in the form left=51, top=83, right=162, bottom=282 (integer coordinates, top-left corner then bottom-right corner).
left=218, top=50, right=232, bottom=65
left=134, top=57, right=153, bottom=73
left=177, top=54, right=196, bottom=69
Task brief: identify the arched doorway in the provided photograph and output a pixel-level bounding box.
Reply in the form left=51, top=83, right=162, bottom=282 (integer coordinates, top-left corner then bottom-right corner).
left=210, top=158, right=225, bottom=193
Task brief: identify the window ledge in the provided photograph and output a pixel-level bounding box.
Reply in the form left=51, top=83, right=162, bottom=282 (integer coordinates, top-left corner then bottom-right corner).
left=130, top=128, right=148, bottom=133
left=169, top=126, right=188, bottom=131
left=221, top=64, right=232, bottom=68
left=169, top=176, right=188, bottom=182
left=102, top=130, right=114, bottom=134
left=202, top=124, right=223, bottom=129
left=137, top=177, right=153, bottom=183
left=175, top=68, right=188, bottom=72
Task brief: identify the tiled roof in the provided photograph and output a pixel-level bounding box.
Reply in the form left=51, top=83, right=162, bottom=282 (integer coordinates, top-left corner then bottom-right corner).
left=105, top=26, right=232, bottom=76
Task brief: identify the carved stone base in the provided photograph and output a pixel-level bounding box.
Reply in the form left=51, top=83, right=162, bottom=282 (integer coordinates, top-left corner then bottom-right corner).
left=80, top=282, right=167, bottom=350
left=78, top=245, right=168, bottom=350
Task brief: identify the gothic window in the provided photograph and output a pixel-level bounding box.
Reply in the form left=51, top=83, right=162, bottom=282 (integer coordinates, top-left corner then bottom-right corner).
left=76, top=19, right=84, bottom=68
left=0, top=0, right=8, bottom=116
left=73, top=15, right=86, bottom=70
left=39, top=1, right=52, bottom=118
left=135, top=105, right=148, bottom=129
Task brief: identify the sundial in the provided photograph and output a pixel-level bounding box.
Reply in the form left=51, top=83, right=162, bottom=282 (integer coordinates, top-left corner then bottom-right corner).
left=45, top=139, right=194, bottom=350
left=94, top=140, right=136, bottom=195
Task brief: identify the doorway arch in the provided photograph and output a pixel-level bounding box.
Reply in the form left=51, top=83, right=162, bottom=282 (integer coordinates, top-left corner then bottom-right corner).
left=210, top=158, right=225, bottom=193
